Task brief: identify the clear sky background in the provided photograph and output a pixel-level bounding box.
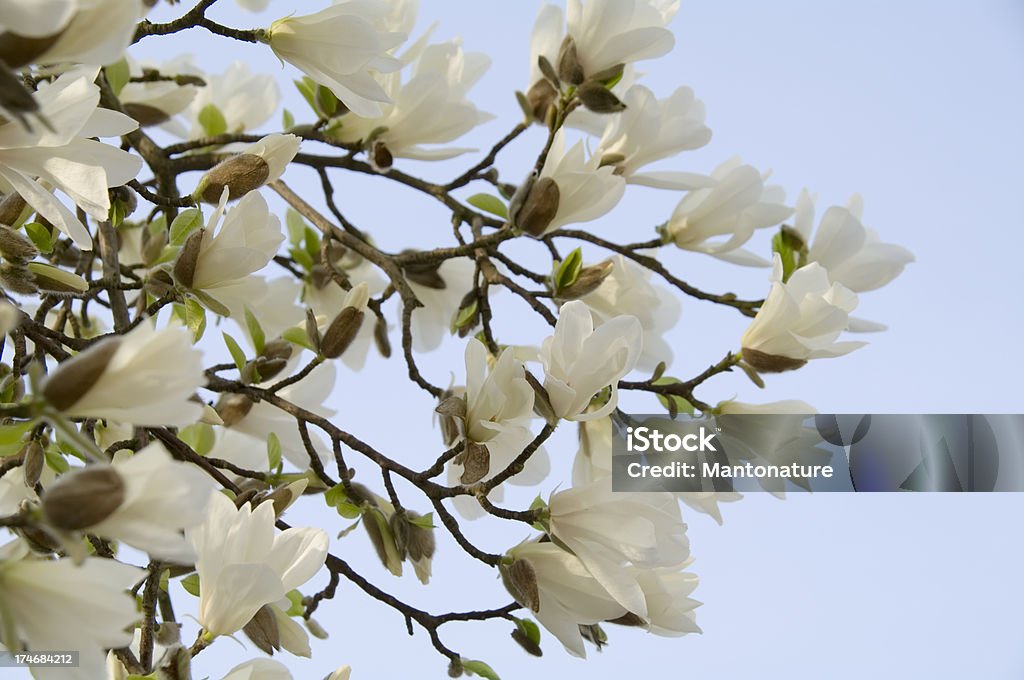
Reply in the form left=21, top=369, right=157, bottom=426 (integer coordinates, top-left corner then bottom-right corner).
left=25, top=2, right=1024, bottom=679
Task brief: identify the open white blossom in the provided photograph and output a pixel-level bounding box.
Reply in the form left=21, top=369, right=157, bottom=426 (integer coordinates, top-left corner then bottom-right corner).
left=407, top=256, right=476, bottom=352
left=628, top=564, right=701, bottom=636
left=666, top=156, right=793, bottom=266
left=741, top=254, right=866, bottom=372
left=0, top=0, right=77, bottom=37
left=540, top=300, right=642, bottom=420
left=0, top=68, right=142, bottom=249
left=267, top=3, right=407, bottom=118
left=43, top=442, right=217, bottom=562
left=549, top=479, right=689, bottom=617
left=566, top=0, right=679, bottom=77
left=792, top=190, right=914, bottom=331
left=40, top=321, right=205, bottom=427
left=187, top=490, right=328, bottom=637
left=187, top=191, right=284, bottom=291
left=221, top=658, right=292, bottom=680
left=507, top=540, right=627, bottom=658
left=595, top=85, right=712, bottom=190
left=579, top=255, right=681, bottom=370
left=521, top=128, right=625, bottom=236
left=118, top=56, right=198, bottom=134
left=187, top=61, right=281, bottom=138
left=0, top=540, right=143, bottom=680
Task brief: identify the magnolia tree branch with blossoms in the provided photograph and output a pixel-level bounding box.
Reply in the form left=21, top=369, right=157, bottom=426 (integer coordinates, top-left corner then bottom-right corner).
left=0, top=1, right=914, bottom=679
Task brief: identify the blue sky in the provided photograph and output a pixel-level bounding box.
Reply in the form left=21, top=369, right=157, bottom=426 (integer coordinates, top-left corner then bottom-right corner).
left=16, top=2, right=1024, bottom=679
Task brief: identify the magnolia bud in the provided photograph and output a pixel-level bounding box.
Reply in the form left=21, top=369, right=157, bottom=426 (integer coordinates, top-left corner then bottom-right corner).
left=195, top=154, right=270, bottom=204
left=241, top=356, right=288, bottom=384
left=588, top=63, right=626, bottom=87
left=141, top=225, right=168, bottom=267
left=216, top=393, right=254, bottom=426
left=42, top=465, right=125, bottom=530
left=579, top=623, right=607, bottom=649
left=0, top=31, right=62, bottom=69
left=370, top=141, right=393, bottom=173
left=515, top=177, right=560, bottom=238
left=501, top=558, right=540, bottom=613
left=0, top=225, right=38, bottom=262
left=740, top=347, right=808, bottom=373
left=556, top=260, right=614, bottom=299
left=155, top=622, right=182, bottom=647
left=524, top=80, right=556, bottom=122
left=536, top=55, right=559, bottom=88
left=41, top=337, right=121, bottom=411
left=321, top=306, right=364, bottom=359
left=0, top=262, right=37, bottom=294
left=0, top=192, right=28, bottom=227
left=524, top=370, right=557, bottom=425
left=305, top=308, right=322, bottom=354
left=172, top=228, right=204, bottom=288
left=404, top=512, right=436, bottom=563
left=577, top=82, right=626, bottom=113
left=389, top=511, right=409, bottom=561
left=145, top=268, right=175, bottom=297
left=20, top=440, right=44, bottom=488
left=556, top=36, right=584, bottom=86
left=511, top=627, right=543, bottom=657
left=243, top=604, right=281, bottom=655
left=305, top=617, right=329, bottom=640
left=455, top=441, right=490, bottom=485
left=155, top=645, right=191, bottom=680
left=27, top=262, right=88, bottom=294
left=363, top=506, right=403, bottom=577
left=373, top=313, right=391, bottom=358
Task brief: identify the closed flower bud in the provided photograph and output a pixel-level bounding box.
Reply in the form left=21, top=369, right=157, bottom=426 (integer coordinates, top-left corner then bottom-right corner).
left=241, top=356, right=288, bottom=384
left=155, top=645, right=191, bottom=680
left=537, top=54, right=560, bottom=88
left=0, top=192, right=28, bottom=227
left=0, top=262, right=36, bottom=294
left=557, top=36, right=584, bottom=86
left=305, top=307, right=322, bottom=354
left=41, top=337, right=122, bottom=411
left=0, top=225, right=38, bottom=262
left=373, top=313, right=391, bottom=359
left=305, top=617, right=329, bottom=640
left=577, top=82, right=627, bottom=113
left=243, top=604, right=281, bottom=655
left=145, top=268, right=175, bottom=297
left=501, top=558, right=541, bottom=613
left=322, top=307, right=364, bottom=359
left=511, top=627, right=543, bottom=657
left=26, top=262, right=88, bottom=294
left=195, top=154, right=270, bottom=205
left=515, top=177, right=560, bottom=237
left=370, top=141, right=393, bottom=173
left=21, top=440, right=44, bottom=488
left=172, top=228, right=204, bottom=288
left=156, top=622, right=182, bottom=647
left=555, top=260, right=614, bottom=300
left=363, top=506, right=403, bottom=577
left=216, top=393, right=255, bottom=426
left=42, top=465, right=126, bottom=531
left=740, top=347, right=808, bottom=373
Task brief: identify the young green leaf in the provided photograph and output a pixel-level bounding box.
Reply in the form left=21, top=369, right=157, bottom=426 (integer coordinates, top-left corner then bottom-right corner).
left=197, top=103, right=228, bottom=138
left=222, top=332, right=247, bottom=373
left=467, top=194, right=508, bottom=219
left=553, top=248, right=583, bottom=292
left=245, top=307, right=266, bottom=354
left=462, top=659, right=501, bottom=680
left=169, top=208, right=203, bottom=246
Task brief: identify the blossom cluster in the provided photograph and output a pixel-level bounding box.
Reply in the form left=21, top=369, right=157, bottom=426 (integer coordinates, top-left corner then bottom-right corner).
left=0, top=0, right=913, bottom=678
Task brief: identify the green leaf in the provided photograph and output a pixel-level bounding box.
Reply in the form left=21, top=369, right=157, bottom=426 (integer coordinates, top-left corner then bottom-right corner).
left=282, top=108, right=295, bottom=131
left=191, top=289, right=230, bottom=317
left=159, top=569, right=170, bottom=593
left=197, top=103, right=227, bottom=138
left=337, top=517, right=362, bottom=539
left=180, top=573, right=200, bottom=597
left=222, top=332, right=247, bottom=373
left=294, top=77, right=319, bottom=116
left=553, top=248, right=583, bottom=292
left=466, top=193, right=508, bottom=219
left=462, top=659, right=501, bottom=680
left=105, top=59, right=130, bottom=97
left=23, top=221, right=53, bottom=254
left=315, top=85, right=338, bottom=117
left=169, top=208, right=203, bottom=246
left=245, top=307, right=265, bottom=354
left=652, top=377, right=695, bottom=416
left=324, top=484, right=362, bottom=519
left=0, top=421, right=35, bottom=448
left=178, top=423, right=215, bottom=456
left=515, top=618, right=542, bottom=646
left=183, top=297, right=207, bottom=342
left=408, top=512, right=435, bottom=530
left=450, top=298, right=478, bottom=334
left=267, top=432, right=282, bottom=472
left=285, top=589, right=304, bottom=617
left=285, top=209, right=307, bottom=247
left=289, top=246, right=314, bottom=272
left=44, top=448, right=69, bottom=474
left=303, top=226, right=320, bottom=261
left=282, top=325, right=315, bottom=351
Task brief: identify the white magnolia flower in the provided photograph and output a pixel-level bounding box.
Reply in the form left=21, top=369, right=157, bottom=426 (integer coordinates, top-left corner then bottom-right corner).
left=331, top=40, right=493, bottom=166
left=628, top=564, right=701, bottom=636
left=566, top=0, right=679, bottom=77
left=0, top=0, right=77, bottom=37
left=527, top=4, right=563, bottom=87
left=305, top=255, right=388, bottom=371
left=222, top=658, right=292, bottom=680
left=235, top=0, right=269, bottom=12
left=521, top=128, right=625, bottom=236
left=407, top=256, right=476, bottom=352
left=187, top=61, right=280, bottom=138
left=0, top=0, right=144, bottom=68
left=267, top=3, right=407, bottom=118
left=0, top=540, right=143, bottom=680
left=549, top=479, right=689, bottom=617
left=187, top=191, right=284, bottom=291
left=44, top=442, right=216, bottom=562
left=571, top=416, right=613, bottom=487
left=40, top=321, right=205, bottom=427
left=118, top=56, right=198, bottom=133
left=539, top=300, right=642, bottom=420
left=741, top=254, right=866, bottom=372
left=0, top=68, right=142, bottom=249
left=579, top=254, right=681, bottom=370
left=327, top=666, right=353, bottom=680
left=595, top=85, right=713, bottom=190
left=187, top=490, right=328, bottom=637
left=666, top=157, right=794, bottom=266
left=222, top=276, right=306, bottom=345
left=507, top=540, right=627, bottom=658
left=0, top=298, right=19, bottom=335
left=792, top=190, right=914, bottom=323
